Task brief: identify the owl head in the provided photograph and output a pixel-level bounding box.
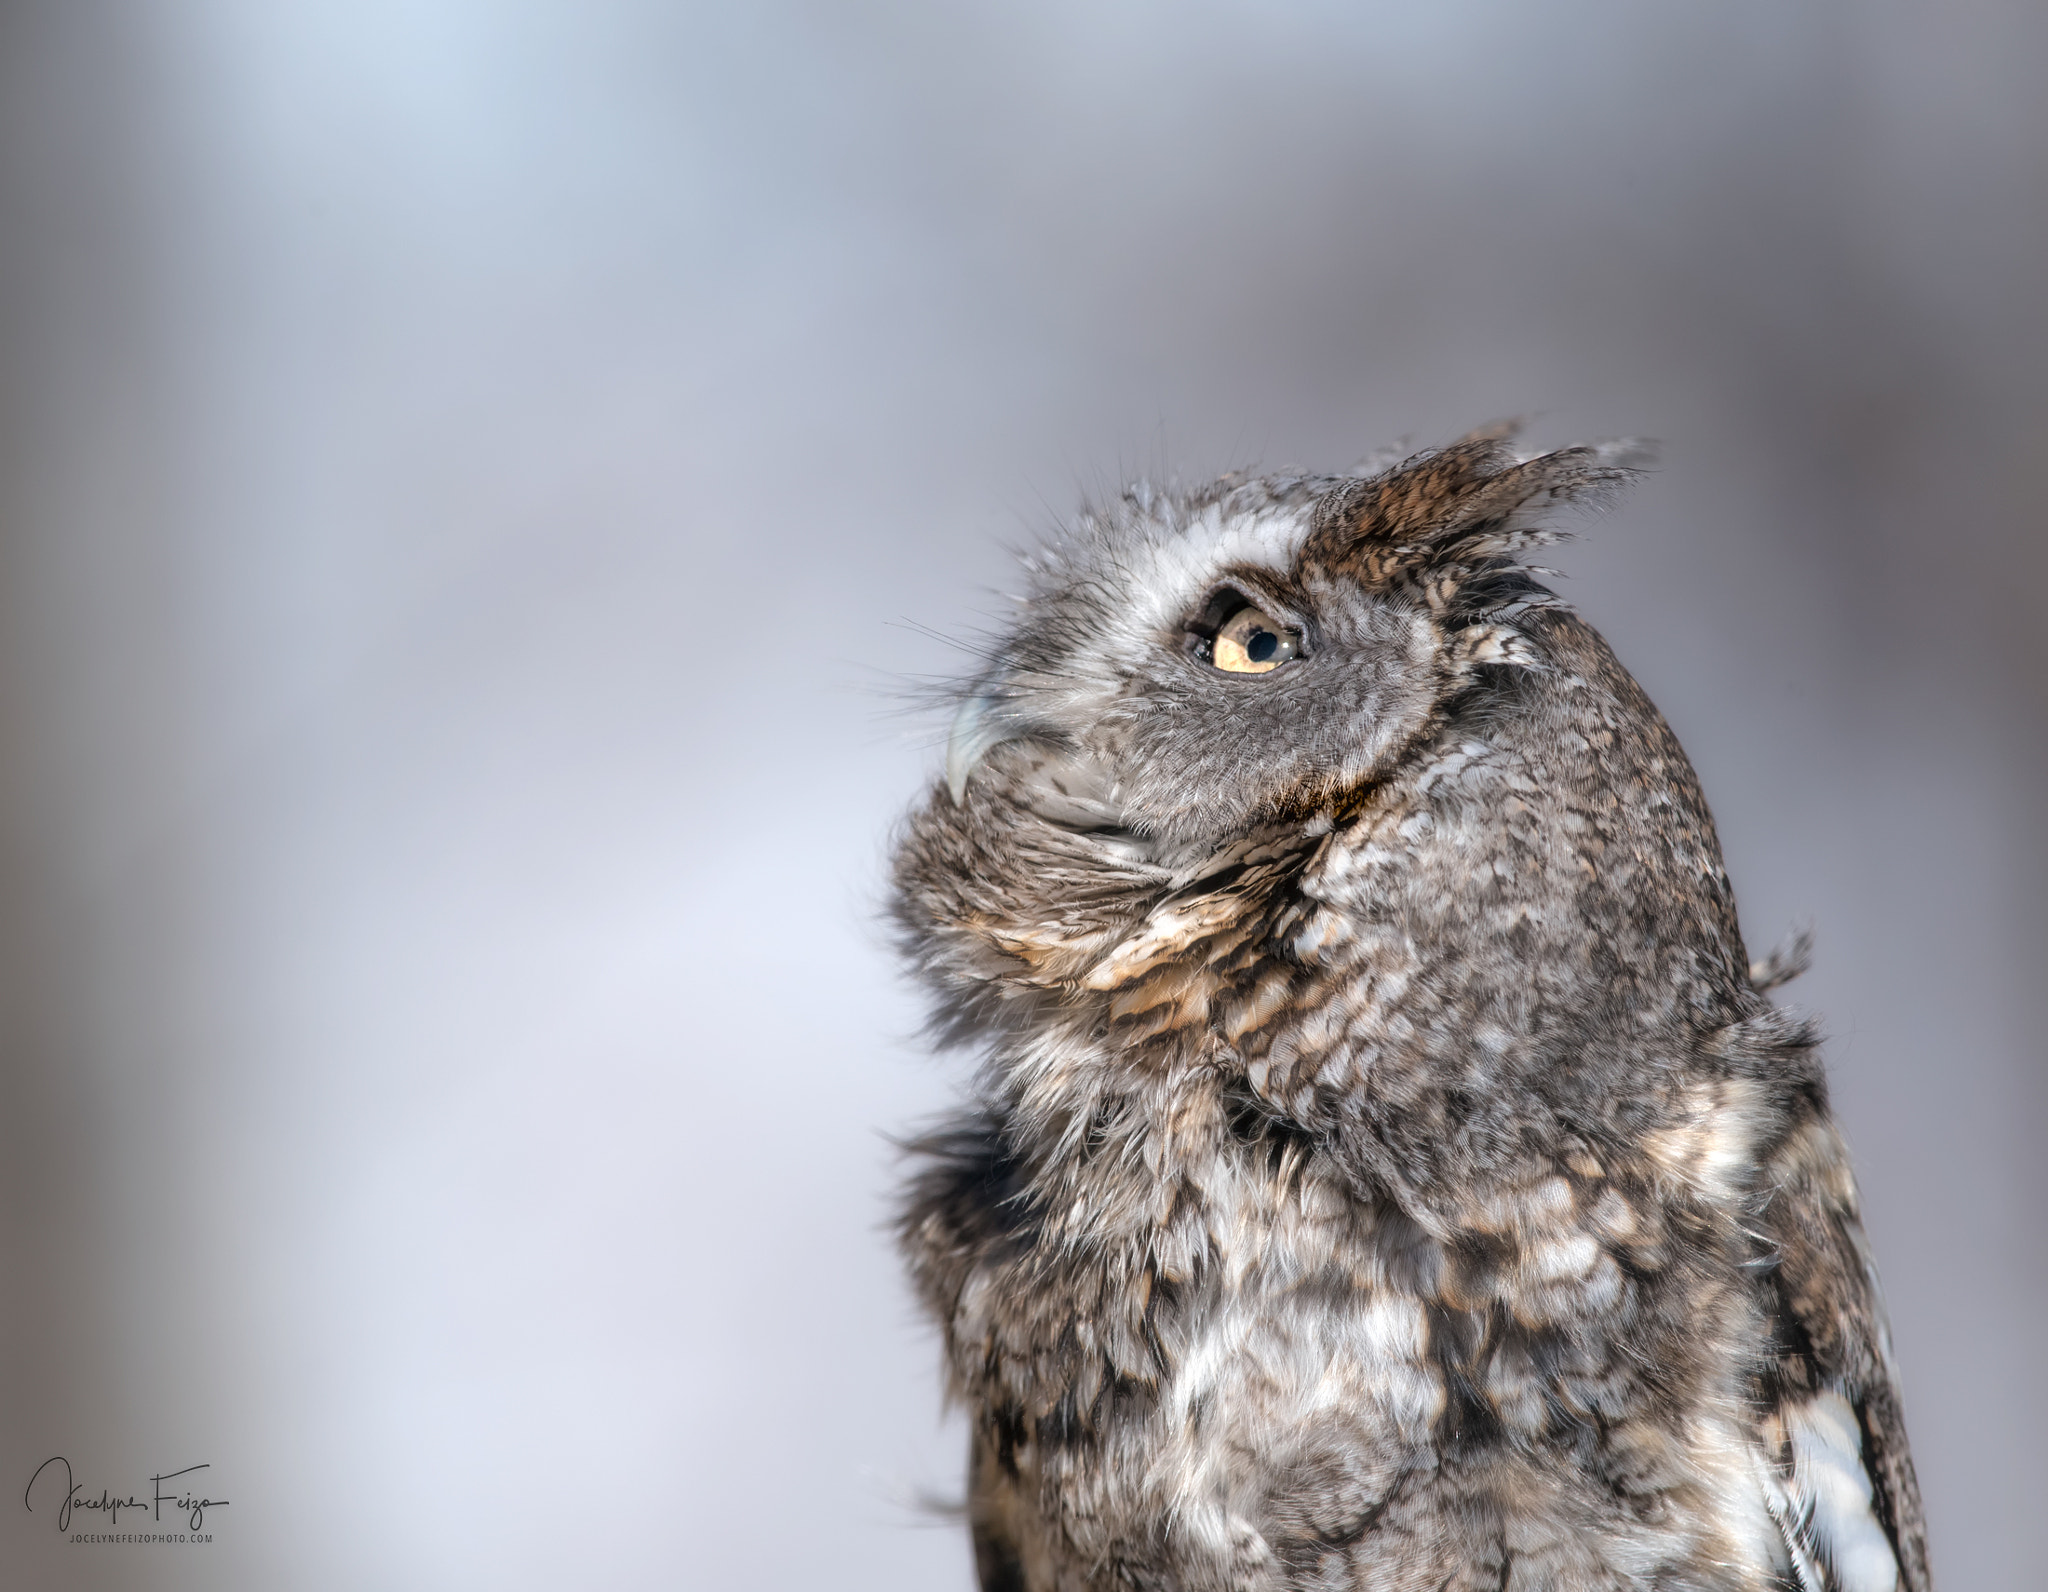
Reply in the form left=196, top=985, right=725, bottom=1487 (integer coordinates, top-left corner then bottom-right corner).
left=898, top=426, right=1790, bottom=1194
left=900, top=427, right=1822, bottom=1245
left=941, top=427, right=1644, bottom=851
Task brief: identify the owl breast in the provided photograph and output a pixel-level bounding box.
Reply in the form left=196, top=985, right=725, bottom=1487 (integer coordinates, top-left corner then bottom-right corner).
left=915, top=1043, right=1788, bottom=1591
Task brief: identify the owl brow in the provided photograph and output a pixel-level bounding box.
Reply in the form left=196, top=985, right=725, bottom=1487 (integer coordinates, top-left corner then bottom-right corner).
left=1195, top=566, right=1299, bottom=610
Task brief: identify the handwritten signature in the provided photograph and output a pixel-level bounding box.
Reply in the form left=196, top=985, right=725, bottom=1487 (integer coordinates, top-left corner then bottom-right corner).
left=24, top=1458, right=227, bottom=1532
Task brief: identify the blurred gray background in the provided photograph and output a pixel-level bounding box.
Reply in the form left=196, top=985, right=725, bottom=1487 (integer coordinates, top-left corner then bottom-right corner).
left=1, top=2, right=2041, bottom=1588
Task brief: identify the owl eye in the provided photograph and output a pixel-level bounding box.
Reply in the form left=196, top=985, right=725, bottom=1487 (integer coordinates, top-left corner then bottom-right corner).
left=1208, top=606, right=1299, bottom=674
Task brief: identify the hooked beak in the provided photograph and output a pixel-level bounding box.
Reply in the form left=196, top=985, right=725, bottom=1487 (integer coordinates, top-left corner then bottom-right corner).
left=945, top=692, right=1021, bottom=804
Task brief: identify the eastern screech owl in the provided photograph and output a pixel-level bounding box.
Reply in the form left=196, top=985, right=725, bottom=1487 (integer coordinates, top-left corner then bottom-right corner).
left=891, top=429, right=1927, bottom=1592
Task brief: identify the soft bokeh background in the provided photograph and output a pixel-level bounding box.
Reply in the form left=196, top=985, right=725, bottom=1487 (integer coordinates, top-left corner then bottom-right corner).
left=1, top=2, right=2041, bottom=1587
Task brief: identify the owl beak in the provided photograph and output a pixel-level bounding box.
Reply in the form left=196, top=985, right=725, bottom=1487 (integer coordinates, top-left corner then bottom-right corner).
left=945, top=692, right=1018, bottom=804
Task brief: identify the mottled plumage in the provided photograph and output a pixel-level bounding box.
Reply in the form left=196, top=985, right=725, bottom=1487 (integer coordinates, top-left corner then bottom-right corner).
left=892, top=430, right=1928, bottom=1591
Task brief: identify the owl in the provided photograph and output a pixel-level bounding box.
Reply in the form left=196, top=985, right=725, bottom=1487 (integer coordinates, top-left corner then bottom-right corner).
left=891, top=428, right=1929, bottom=1592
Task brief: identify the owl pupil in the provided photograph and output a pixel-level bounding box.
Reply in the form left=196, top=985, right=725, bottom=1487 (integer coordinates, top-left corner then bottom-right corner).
left=1246, top=628, right=1278, bottom=663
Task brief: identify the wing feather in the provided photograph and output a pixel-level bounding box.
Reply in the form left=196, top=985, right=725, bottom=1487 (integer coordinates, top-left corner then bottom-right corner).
left=1754, top=1112, right=1931, bottom=1591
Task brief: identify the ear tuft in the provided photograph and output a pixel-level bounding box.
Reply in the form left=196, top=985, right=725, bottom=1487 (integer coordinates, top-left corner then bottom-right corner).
left=1305, top=425, right=1654, bottom=590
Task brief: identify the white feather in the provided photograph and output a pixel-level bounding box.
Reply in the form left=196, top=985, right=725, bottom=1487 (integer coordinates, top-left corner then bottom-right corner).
left=1759, top=1390, right=1901, bottom=1592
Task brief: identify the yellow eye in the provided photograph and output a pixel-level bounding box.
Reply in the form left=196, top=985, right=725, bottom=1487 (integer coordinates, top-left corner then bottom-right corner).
left=1211, top=607, right=1298, bottom=674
